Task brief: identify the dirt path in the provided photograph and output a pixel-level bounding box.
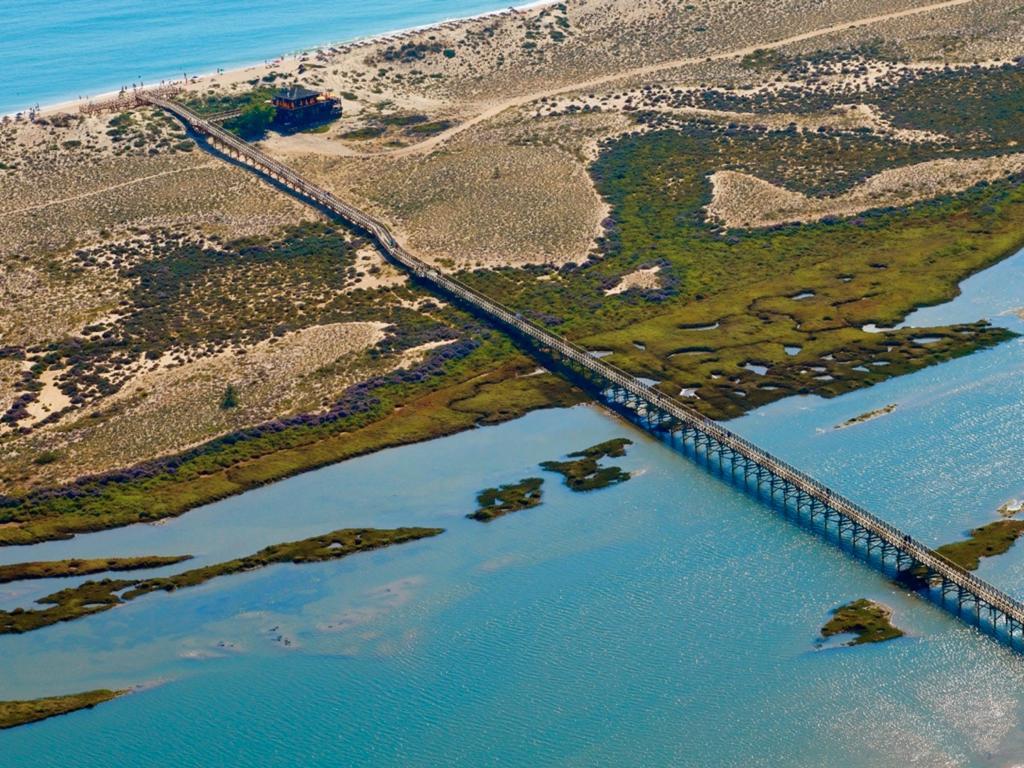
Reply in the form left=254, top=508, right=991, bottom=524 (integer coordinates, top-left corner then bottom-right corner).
left=0, top=162, right=220, bottom=217
left=260, top=132, right=364, bottom=158
left=294, top=0, right=975, bottom=160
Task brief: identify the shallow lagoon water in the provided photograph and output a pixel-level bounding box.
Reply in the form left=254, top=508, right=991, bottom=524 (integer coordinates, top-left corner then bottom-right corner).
left=1, top=249, right=1023, bottom=765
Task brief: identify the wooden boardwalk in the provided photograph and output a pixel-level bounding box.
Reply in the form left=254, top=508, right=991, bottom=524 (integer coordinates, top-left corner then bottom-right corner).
left=79, top=85, right=182, bottom=115
left=143, top=94, right=1024, bottom=650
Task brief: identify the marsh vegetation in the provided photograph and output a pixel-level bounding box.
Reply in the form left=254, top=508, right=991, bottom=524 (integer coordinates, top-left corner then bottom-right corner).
left=460, top=120, right=1022, bottom=419
left=820, top=599, right=904, bottom=646
left=0, top=527, right=442, bottom=634
left=0, top=555, right=191, bottom=584
left=835, top=404, right=897, bottom=430
left=468, top=477, right=544, bottom=521
left=935, top=520, right=1024, bottom=572
left=5, top=0, right=1024, bottom=561
left=540, top=438, right=633, bottom=491
left=0, top=689, right=126, bottom=730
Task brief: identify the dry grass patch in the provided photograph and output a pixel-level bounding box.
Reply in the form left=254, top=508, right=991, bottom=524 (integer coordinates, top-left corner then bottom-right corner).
left=2, top=322, right=387, bottom=486
left=707, top=154, right=1024, bottom=228
left=299, top=137, right=606, bottom=268
left=0, top=113, right=314, bottom=261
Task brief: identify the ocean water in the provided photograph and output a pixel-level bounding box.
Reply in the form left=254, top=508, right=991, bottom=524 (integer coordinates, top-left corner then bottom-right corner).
left=0, top=248, right=1022, bottom=766
left=3, top=0, right=523, bottom=115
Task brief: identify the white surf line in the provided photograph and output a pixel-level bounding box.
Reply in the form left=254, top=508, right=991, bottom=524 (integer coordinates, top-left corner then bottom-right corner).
left=27, top=1, right=560, bottom=119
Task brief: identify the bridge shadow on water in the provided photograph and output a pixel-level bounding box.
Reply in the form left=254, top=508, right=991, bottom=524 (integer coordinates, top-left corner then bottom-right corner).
left=165, top=103, right=1024, bottom=655
left=529, top=342, right=1024, bottom=654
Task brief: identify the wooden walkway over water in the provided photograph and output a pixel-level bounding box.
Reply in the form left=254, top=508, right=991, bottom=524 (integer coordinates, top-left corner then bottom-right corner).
left=143, top=94, right=1024, bottom=650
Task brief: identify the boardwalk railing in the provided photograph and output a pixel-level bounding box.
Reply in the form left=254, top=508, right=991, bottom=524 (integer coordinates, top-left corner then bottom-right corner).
left=80, top=86, right=182, bottom=116
left=206, top=108, right=244, bottom=123
left=143, top=94, right=1024, bottom=645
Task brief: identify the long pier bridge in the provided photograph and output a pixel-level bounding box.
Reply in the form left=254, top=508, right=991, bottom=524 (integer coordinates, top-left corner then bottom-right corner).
left=142, top=94, right=1024, bottom=650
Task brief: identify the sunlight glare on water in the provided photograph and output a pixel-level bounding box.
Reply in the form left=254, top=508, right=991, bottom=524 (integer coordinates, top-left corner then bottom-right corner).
left=0, top=250, right=1022, bottom=763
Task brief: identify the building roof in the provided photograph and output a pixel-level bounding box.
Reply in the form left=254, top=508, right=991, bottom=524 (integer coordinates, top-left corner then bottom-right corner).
left=274, top=85, right=321, bottom=102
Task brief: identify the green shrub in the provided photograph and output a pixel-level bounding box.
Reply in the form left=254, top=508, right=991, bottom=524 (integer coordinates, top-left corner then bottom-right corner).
left=224, top=102, right=275, bottom=140
left=220, top=384, right=239, bottom=410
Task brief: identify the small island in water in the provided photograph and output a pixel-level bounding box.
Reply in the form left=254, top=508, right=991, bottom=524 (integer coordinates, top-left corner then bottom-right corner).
left=897, top=505, right=1024, bottom=587
left=0, top=555, right=191, bottom=584
left=834, top=404, right=897, bottom=430
left=0, top=689, right=127, bottom=730
left=934, top=519, right=1024, bottom=571
left=0, top=527, right=442, bottom=635
left=468, top=478, right=544, bottom=522
left=540, top=438, right=633, bottom=491
left=820, top=599, right=904, bottom=646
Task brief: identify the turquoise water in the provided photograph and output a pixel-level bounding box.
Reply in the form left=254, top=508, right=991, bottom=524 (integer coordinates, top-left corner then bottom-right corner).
left=3, top=0, right=521, bottom=115
left=0, top=248, right=1022, bottom=766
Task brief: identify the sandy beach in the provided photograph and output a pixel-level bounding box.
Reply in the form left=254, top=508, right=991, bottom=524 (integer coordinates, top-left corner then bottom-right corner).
left=28, top=0, right=558, bottom=119
left=4, top=0, right=1024, bottom=495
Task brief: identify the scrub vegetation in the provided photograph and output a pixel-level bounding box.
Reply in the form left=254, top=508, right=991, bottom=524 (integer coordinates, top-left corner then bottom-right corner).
left=540, top=438, right=632, bottom=491
left=178, top=86, right=276, bottom=118
left=5, top=2, right=1024, bottom=729
left=0, top=355, right=581, bottom=545
left=341, top=111, right=455, bottom=144
left=6, top=1, right=1024, bottom=557
left=0, top=212, right=585, bottom=544
left=0, top=689, right=126, bottom=730
left=468, top=477, right=544, bottom=521
left=178, top=86, right=279, bottom=139
left=868, top=63, right=1024, bottom=146
left=0, top=527, right=442, bottom=634
left=820, top=599, right=904, bottom=646
left=224, top=102, right=277, bottom=141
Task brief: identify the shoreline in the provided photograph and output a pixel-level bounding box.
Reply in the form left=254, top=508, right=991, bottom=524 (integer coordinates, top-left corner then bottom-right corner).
left=20, top=0, right=557, bottom=119
left=6, top=0, right=1024, bottom=550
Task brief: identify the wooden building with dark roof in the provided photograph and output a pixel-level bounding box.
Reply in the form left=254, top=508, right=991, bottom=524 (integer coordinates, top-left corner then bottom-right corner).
left=271, top=86, right=340, bottom=130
